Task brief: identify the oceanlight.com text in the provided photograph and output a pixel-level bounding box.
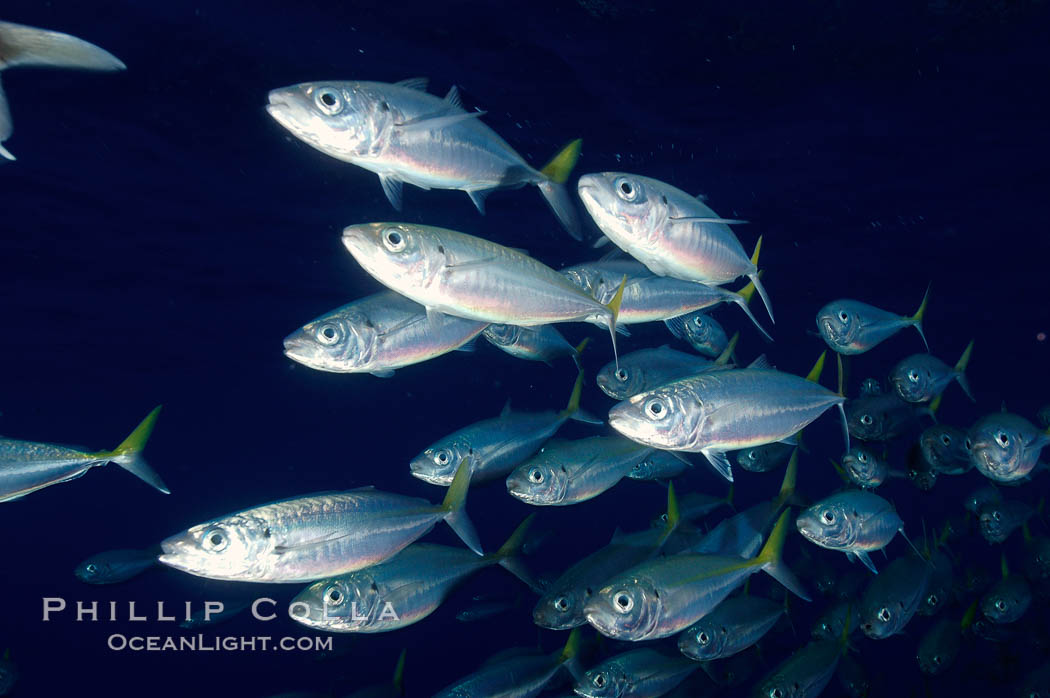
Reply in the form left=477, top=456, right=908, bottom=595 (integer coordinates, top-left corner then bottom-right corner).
left=106, top=634, right=333, bottom=652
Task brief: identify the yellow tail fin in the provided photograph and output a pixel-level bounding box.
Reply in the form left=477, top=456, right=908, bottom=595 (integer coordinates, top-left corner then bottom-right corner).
left=540, top=139, right=582, bottom=185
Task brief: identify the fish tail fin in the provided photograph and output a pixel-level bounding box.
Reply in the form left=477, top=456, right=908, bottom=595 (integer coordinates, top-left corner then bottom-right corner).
left=714, top=332, right=739, bottom=366
left=829, top=458, right=850, bottom=485
left=655, top=481, right=681, bottom=547
left=954, top=340, right=975, bottom=402
left=1022, top=522, right=1033, bottom=544
left=910, top=284, right=930, bottom=351
left=899, top=526, right=929, bottom=566
left=961, top=599, right=979, bottom=631
left=732, top=280, right=773, bottom=342
left=537, top=138, right=583, bottom=239
left=805, top=351, right=826, bottom=384
left=570, top=336, right=589, bottom=370
left=836, top=353, right=847, bottom=397
left=442, top=458, right=483, bottom=555
left=774, top=449, right=800, bottom=509
left=558, top=627, right=582, bottom=664
left=559, top=370, right=601, bottom=424
left=493, top=514, right=542, bottom=591
left=1001, top=552, right=1010, bottom=578
left=748, top=236, right=774, bottom=324
left=392, top=649, right=407, bottom=696
left=724, top=481, right=736, bottom=512
left=928, top=394, right=943, bottom=419
left=0, top=22, right=126, bottom=71
left=106, top=406, right=169, bottom=494
left=604, top=275, right=628, bottom=371
left=757, top=509, right=811, bottom=601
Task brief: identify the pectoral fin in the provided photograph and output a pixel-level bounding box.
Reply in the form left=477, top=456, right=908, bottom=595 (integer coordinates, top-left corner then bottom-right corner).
left=701, top=448, right=734, bottom=482
left=379, top=174, right=403, bottom=211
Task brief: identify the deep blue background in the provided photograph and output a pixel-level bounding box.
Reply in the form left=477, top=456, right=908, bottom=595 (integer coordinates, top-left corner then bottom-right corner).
left=1, top=0, right=1048, bottom=695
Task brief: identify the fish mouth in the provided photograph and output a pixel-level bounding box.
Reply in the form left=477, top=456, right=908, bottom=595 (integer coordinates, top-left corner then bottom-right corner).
left=409, top=464, right=451, bottom=486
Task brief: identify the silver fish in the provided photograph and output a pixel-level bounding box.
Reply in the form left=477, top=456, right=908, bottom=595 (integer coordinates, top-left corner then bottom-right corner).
left=919, top=425, right=973, bottom=475
left=888, top=341, right=974, bottom=404
left=74, top=548, right=157, bottom=585
left=978, top=498, right=1033, bottom=544
left=981, top=566, right=1031, bottom=624
left=0, top=406, right=167, bottom=502
left=840, top=446, right=891, bottom=488
left=626, top=450, right=691, bottom=481
left=561, top=259, right=770, bottom=339
left=858, top=554, right=931, bottom=639
left=158, top=459, right=481, bottom=583
left=341, top=222, right=626, bottom=365
left=506, top=436, right=648, bottom=506
left=608, top=355, right=844, bottom=481
left=290, top=517, right=533, bottom=633
left=845, top=392, right=932, bottom=442
left=283, top=291, right=486, bottom=376
left=666, top=311, right=729, bottom=358
left=751, top=639, right=843, bottom=698
left=678, top=595, right=783, bottom=661
left=410, top=372, right=598, bottom=486
left=0, top=20, right=125, bottom=160
left=266, top=79, right=582, bottom=236
left=968, top=412, right=1049, bottom=482
left=596, top=344, right=729, bottom=401
left=796, top=490, right=912, bottom=573
left=583, top=511, right=808, bottom=641
left=574, top=648, right=698, bottom=698
left=576, top=172, right=773, bottom=323
left=533, top=487, right=680, bottom=630
left=482, top=324, right=582, bottom=366
left=917, top=616, right=961, bottom=675
left=433, top=629, right=580, bottom=698
left=815, top=287, right=928, bottom=355
left=736, top=442, right=795, bottom=474
left=811, top=599, right=861, bottom=642
left=918, top=550, right=955, bottom=617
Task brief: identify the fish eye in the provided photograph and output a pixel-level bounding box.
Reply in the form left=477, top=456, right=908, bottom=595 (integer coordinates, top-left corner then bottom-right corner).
left=692, top=316, right=704, bottom=328
left=314, top=88, right=343, bottom=114
left=592, top=673, right=607, bottom=688
left=908, top=369, right=920, bottom=383
left=613, top=591, right=634, bottom=613
left=324, top=585, right=345, bottom=607
left=202, top=527, right=229, bottom=552
left=992, top=511, right=1002, bottom=521
left=382, top=227, right=406, bottom=252
left=964, top=438, right=973, bottom=450
left=857, top=452, right=868, bottom=463
left=769, top=688, right=784, bottom=698
left=614, top=177, right=638, bottom=202
left=932, top=654, right=942, bottom=666
left=995, top=599, right=1007, bottom=612
left=860, top=414, right=873, bottom=426
left=554, top=596, right=570, bottom=612
left=838, top=310, right=849, bottom=323
left=644, top=397, right=669, bottom=420
left=316, top=323, right=340, bottom=345
left=995, top=430, right=1010, bottom=447
left=821, top=510, right=836, bottom=524
left=697, top=630, right=710, bottom=645
left=941, top=434, right=952, bottom=446
left=528, top=467, right=544, bottom=484
left=927, top=593, right=939, bottom=607
left=878, top=607, right=891, bottom=622
left=434, top=450, right=451, bottom=466
left=615, top=368, right=629, bottom=382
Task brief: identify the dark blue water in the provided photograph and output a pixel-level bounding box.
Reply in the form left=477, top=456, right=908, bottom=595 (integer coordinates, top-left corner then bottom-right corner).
left=1, top=1, right=1048, bottom=696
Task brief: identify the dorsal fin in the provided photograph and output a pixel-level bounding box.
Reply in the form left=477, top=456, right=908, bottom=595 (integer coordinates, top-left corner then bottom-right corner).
left=394, top=77, right=429, bottom=91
